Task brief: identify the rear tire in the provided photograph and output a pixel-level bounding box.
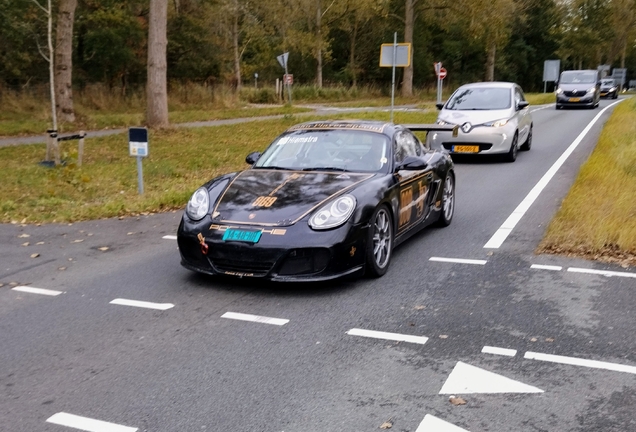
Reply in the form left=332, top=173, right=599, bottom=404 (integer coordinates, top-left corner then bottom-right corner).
left=504, top=133, right=518, bottom=162
left=365, top=206, right=393, bottom=278
left=520, top=125, right=533, bottom=151
left=436, top=173, right=455, bottom=227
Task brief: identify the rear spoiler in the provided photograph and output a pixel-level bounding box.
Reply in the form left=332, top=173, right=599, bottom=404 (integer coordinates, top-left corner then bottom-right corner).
left=403, top=124, right=459, bottom=137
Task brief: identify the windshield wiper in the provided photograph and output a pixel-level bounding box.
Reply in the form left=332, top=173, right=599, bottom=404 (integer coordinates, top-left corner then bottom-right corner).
left=301, top=167, right=349, bottom=172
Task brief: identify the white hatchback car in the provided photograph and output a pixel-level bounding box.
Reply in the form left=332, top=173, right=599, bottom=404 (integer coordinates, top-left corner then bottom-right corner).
left=427, top=82, right=533, bottom=162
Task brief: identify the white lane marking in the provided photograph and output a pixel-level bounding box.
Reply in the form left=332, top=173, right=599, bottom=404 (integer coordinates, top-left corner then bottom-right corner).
left=109, top=298, right=174, bottom=310
left=12, top=286, right=63, bottom=296
left=162, top=235, right=177, bottom=240
left=567, top=267, right=636, bottom=279
left=484, top=99, right=624, bottom=249
left=529, top=104, right=554, bottom=113
left=221, top=311, right=289, bottom=326
left=46, top=412, right=137, bottom=432
left=429, top=257, right=487, bottom=265
left=346, top=328, right=429, bottom=345
left=416, top=414, right=470, bottom=432
left=525, top=351, right=636, bottom=374
left=531, top=264, right=563, bottom=271
left=482, top=346, right=517, bottom=357
left=439, top=361, right=544, bottom=394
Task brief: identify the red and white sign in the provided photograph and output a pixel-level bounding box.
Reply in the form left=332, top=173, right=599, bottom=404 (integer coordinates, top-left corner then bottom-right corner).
left=438, top=67, right=447, bottom=80
left=283, top=74, right=293, bottom=85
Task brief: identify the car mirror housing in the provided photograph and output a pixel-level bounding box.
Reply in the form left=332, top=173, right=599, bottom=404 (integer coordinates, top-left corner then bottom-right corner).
left=245, top=151, right=261, bottom=165
left=517, top=101, right=529, bottom=110
left=435, top=103, right=444, bottom=110
left=395, top=156, right=427, bottom=171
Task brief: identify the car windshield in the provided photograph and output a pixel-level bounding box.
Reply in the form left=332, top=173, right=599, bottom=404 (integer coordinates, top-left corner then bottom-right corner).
left=445, top=87, right=511, bottom=110
left=253, top=129, right=390, bottom=173
left=601, top=79, right=615, bottom=86
left=560, top=72, right=597, bottom=84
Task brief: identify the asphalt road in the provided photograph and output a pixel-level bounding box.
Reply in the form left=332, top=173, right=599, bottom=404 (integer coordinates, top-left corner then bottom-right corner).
left=1, top=99, right=635, bottom=432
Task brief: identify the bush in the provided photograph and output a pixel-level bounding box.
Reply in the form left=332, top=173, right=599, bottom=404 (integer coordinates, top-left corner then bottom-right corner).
left=240, top=88, right=279, bottom=104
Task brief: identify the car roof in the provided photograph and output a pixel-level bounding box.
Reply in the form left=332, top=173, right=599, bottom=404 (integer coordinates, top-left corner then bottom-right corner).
left=456, top=81, right=517, bottom=89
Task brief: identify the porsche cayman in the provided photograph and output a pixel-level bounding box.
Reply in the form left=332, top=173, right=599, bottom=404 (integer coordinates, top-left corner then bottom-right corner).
left=177, top=120, right=457, bottom=282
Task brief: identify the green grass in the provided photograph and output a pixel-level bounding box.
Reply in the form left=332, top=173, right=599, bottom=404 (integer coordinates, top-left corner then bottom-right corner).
left=538, top=96, right=636, bottom=267
left=0, top=110, right=437, bottom=223
left=526, top=93, right=556, bottom=105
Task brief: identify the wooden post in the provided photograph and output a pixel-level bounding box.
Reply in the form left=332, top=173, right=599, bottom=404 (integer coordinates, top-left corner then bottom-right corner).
left=45, top=129, right=56, bottom=161
left=78, top=131, right=85, bottom=166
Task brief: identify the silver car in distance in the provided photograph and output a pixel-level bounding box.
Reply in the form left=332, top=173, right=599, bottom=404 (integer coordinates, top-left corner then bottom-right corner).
left=428, top=82, right=533, bottom=162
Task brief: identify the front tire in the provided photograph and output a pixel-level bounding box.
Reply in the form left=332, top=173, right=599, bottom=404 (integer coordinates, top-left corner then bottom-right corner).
left=504, top=133, right=518, bottom=162
left=436, top=173, right=455, bottom=227
left=365, top=206, right=393, bottom=278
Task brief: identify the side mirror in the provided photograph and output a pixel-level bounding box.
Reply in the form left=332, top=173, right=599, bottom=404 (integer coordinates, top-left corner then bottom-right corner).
left=435, top=103, right=444, bottom=110
left=395, top=156, right=427, bottom=171
left=245, top=151, right=261, bottom=165
left=517, top=101, right=529, bottom=110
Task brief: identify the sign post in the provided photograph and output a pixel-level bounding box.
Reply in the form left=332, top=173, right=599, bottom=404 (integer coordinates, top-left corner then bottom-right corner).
left=379, top=34, right=411, bottom=122
left=129, top=127, right=148, bottom=195
left=434, top=63, right=446, bottom=104
left=277, top=52, right=292, bottom=106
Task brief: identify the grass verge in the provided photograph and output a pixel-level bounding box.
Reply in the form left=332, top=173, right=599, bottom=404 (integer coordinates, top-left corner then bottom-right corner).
left=537, top=96, right=636, bottom=267
left=0, top=110, right=437, bottom=224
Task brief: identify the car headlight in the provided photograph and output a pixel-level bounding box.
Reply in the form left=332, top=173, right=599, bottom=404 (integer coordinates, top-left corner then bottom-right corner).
left=610, top=86, right=617, bottom=91
left=556, top=88, right=563, bottom=94
left=484, top=118, right=509, bottom=127
left=587, top=87, right=596, bottom=94
left=308, top=194, right=356, bottom=230
left=186, top=187, right=210, bottom=220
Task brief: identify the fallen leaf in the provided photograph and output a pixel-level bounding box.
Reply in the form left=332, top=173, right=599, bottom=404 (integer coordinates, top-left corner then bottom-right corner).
left=127, top=232, right=135, bottom=235
left=30, top=253, right=40, bottom=258
left=380, top=418, right=393, bottom=429
left=18, top=234, right=30, bottom=238
left=22, top=242, right=29, bottom=247
left=98, top=247, right=109, bottom=251
left=449, top=396, right=466, bottom=405
left=545, top=338, right=555, bottom=342
left=20, top=218, right=27, bottom=224
left=9, top=282, right=18, bottom=286
left=68, top=258, right=73, bottom=261
left=0, top=283, right=4, bottom=287
left=58, top=267, right=67, bottom=271
left=36, top=242, right=45, bottom=245
left=530, top=337, right=538, bottom=342
left=439, top=334, right=448, bottom=339
left=72, top=239, right=84, bottom=243
left=414, top=305, right=426, bottom=310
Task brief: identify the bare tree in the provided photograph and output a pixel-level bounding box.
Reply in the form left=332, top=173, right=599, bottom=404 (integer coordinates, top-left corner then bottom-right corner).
left=147, top=0, right=169, bottom=128
left=33, top=0, right=57, bottom=131
left=55, top=0, right=77, bottom=123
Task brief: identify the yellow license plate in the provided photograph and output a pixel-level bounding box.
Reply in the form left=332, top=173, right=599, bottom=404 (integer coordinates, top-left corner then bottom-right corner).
left=569, top=97, right=580, bottom=102
left=453, top=145, right=479, bottom=153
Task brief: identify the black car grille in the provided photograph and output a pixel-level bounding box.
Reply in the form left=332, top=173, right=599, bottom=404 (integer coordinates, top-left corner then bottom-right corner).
left=211, top=258, right=275, bottom=276
left=563, top=90, right=588, bottom=97
left=277, top=248, right=331, bottom=276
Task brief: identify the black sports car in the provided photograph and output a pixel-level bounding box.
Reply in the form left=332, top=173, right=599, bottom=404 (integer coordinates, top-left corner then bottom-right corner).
left=177, top=120, right=457, bottom=282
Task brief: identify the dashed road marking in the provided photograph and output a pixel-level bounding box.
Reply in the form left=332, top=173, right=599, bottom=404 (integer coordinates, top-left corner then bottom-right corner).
left=46, top=412, right=137, bottom=432
left=439, top=361, right=544, bottom=394
left=567, top=267, right=636, bottom=279
left=525, top=351, right=636, bottom=374
left=162, top=235, right=177, bottom=240
left=531, top=264, right=562, bottom=271
left=346, top=328, right=429, bottom=345
left=429, top=257, right=487, bottom=265
left=483, top=99, right=624, bottom=249
left=12, top=286, right=63, bottom=296
left=109, top=298, right=174, bottom=310
left=221, top=311, right=289, bottom=326
left=416, top=414, right=470, bottom=432
left=482, top=346, right=517, bottom=357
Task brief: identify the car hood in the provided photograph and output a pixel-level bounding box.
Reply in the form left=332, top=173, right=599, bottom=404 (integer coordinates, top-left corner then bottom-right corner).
left=439, top=109, right=513, bottom=126
left=211, top=169, right=374, bottom=226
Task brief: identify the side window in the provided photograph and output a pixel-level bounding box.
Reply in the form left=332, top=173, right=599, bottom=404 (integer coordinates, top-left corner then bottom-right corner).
left=394, top=130, right=420, bottom=164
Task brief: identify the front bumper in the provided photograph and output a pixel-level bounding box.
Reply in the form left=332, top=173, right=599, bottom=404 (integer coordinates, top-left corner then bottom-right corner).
left=427, top=123, right=516, bottom=155
left=556, top=93, right=596, bottom=107
left=177, top=217, right=367, bottom=282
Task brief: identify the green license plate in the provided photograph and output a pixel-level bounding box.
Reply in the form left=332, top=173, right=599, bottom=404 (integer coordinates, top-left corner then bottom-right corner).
left=222, top=229, right=262, bottom=243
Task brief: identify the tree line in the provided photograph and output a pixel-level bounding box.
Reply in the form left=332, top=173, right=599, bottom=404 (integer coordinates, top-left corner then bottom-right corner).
left=1, top=0, right=634, bottom=127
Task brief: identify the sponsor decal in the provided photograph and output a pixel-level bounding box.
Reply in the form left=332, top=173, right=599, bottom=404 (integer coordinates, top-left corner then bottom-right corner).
left=288, top=122, right=387, bottom=133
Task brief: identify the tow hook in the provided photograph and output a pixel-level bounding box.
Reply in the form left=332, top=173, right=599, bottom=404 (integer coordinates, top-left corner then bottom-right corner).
left=197, top=233, right=209, bottom=255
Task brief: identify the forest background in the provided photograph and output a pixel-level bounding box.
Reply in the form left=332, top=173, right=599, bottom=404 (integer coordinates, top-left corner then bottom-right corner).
left=1, top=0, right=635, bottom=129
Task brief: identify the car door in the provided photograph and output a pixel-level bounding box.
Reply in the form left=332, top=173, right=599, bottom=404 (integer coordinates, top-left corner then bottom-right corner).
left=514, top=86, right=531, bottom=142
left=393, top=129, right=433, bottom=235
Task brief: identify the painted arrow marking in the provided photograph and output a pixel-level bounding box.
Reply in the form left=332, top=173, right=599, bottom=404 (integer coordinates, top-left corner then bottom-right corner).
left=439, top=361, right=544, bottom=394
left=415, top=414, right=470, bottom=432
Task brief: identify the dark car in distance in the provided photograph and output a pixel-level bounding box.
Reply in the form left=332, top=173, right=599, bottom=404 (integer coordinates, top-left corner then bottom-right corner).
left=600, top=78, right=619, bottom=99
left=556, top=70, right=601, bottom=109
left=177, top=120, right=457, bottom=282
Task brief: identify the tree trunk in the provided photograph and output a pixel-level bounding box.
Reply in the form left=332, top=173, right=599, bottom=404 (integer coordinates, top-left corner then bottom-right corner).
left=401, top=0, right=415, bottom=97
left=485, top=42, right=496, bottom=81
left=54, top=0, right=77, bottom=124
left=349, top=20, right=358, bottom=88
left=315, top=0, right=323, bottom=88
left=232, top=7, right=242, bottom=91
left=146, top=0, right=169, bottom=128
